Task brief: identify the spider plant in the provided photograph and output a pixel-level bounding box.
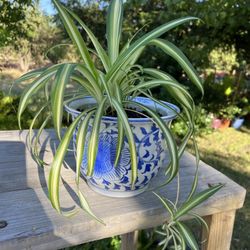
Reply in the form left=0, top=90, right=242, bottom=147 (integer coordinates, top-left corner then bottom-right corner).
left=154, top=183, right=224, bottom=249
left=17, top=0, right=223, bottom=243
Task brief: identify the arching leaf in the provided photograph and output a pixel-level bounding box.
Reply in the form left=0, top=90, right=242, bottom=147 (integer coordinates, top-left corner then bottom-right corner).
left=107, top=0, right=123, bottom=64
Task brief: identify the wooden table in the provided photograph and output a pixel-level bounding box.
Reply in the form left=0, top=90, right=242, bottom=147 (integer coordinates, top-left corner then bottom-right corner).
left=0, top=130, right=246, bottom=250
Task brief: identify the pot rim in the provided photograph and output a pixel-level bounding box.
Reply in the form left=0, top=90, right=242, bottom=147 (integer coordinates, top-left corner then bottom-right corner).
left=64, top=96, right=180, bottom=123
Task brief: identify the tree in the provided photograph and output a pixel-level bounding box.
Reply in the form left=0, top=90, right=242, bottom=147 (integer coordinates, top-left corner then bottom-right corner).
left=0, top=3, right=63, bottom=71
left=122, top=0, right=250, bottom=68
left=17, top=3, right=61, bottom=70
left=55, top=0, right=249, bottom=74
left=0, top=0, right=33, bottom=46
left=56, top=0, right=107, bottom=48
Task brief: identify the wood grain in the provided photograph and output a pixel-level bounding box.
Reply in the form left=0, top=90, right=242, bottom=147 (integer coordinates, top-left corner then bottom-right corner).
left=121, top=231, right=138, bottom=250
left=201, top=210, right=236, bottom=250
left=0, top=130, right=246, bottom=250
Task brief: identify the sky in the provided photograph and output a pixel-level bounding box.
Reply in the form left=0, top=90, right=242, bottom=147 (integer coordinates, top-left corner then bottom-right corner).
left=39, top=0, right=121, bottom=15
left=39, top=0, right=56, bottom=15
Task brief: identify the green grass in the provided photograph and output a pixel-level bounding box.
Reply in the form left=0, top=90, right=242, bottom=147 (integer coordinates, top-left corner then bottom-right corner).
left=190, top=127, right=250, bottom=250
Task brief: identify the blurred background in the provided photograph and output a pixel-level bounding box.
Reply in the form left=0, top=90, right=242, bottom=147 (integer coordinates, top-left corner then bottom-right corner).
left=0, top=0, right=249, bottom=249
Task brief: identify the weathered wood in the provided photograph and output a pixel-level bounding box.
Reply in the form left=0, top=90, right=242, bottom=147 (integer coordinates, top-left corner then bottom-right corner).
left=0, top=130, right=246, bottom=250
left=121, top=231, right=138, bottom=250
left=0, top=129, right=75, bottom=193
left=201, top=210, right=236, bottom=250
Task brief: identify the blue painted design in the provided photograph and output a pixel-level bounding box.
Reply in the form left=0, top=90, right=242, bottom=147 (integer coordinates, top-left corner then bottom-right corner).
left=141, top=176, right=148, bottom=185
left=120, top=176, right=129, bottom=184
left=138, top=159, right=143, bottom=170
left=153, top=131, right=159, bottom=141
left=65, top=96, right=179, bottom=196
left=142, top=150, right=150, bottom=158
left=102, top=179, right=111, bottom=185
left=133, top=133, right=140, bottom=143
left=140, top=127, right=147, bottom=135
left=143, top=137, right=151, bottom=147
left=114, top=184, right=121, bottom=190
left=142, top=164, right=151, bottom=174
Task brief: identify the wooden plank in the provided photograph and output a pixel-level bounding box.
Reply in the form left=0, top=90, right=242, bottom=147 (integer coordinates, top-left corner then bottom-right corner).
left=0, top=130, right=246, bottom=249
left=121, top=231, right=138, bottom=250
left=201, top=210, right=236, bottom=250
left=0, top=130, right=75, bottom=193
left=0, top=129, right=246, bottom=197
left=0, top=163, right=245, bottom=249
left=0, top=129, right=58, bottom=142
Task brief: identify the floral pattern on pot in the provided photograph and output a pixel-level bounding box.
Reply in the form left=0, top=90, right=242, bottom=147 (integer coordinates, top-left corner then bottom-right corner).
left=65, top=96, right=179, bottom=197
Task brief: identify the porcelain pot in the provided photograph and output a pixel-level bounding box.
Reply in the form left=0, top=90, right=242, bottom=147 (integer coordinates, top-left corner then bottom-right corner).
left=65, top=97, right=179, bottom=198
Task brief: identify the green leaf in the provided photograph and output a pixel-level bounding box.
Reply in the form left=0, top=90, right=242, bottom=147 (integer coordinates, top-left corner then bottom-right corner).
left=107, top=0, right=123, bottom=64
left=174, top=184, right=224, bottom=220
left=48, top=109, right=94, bottom=213
left=176, top=222, right=199, bottom=250
left=125, top=79, right=194, bottom=111
left=143, top=68, right=194, bottom=111
left=61, top=208, right=79, bottom=218
left=76, top=111, right=95, bottom=184
left=87, top=98, right=107, bottom=176
left=112, top=98, right=137, bottom=187
left=52, top=0, right=97, bottom=79
left=71, top=73, right=96, bottom=98
left=18, top=66, right=58, bottom=128
left=107, top=16, right=198, bottom=81
left=149, top=39, right=204, bottom=94
left=127, top=46, right=145, bottom=66
left=153, top=192, right=175, bottom=218
left=33, top=115, right=51, bottom=167
left=99, top=72, right=113, bottom=104
left=14, top=67, right=47, bottom=84
left=75, top=111, right=105, bottom=224
left=75, top=64, right=102, bottom=102
left=114, top=118, right=124, bottom=167
left=135, top=90, right=194, bottom=183
left=28, top=103, right=48, bottom=150
left=179, top=231, right=187, bottom=250
left=51, top=64, right=76, bottom=140
left=174, top=107, right=195, bottom=158
left=169, top=226, right=187, bottom=250
left=186, top=136, right=200, bottom=201
left=65, top=7, right=110, bottom=72
left=127, top=101, right=179, bottom=183
left=77, top=189, right=105, bottom=224
left=189, top=212, right=209, bottom=235
left=141, top=73, right=195, bottom=170
left=114, top=87, right=124, bottom=167
left=138, top=89, right=184, bottom=121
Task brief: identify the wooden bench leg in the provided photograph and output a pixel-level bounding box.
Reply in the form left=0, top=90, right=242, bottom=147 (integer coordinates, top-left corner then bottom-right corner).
left=201, top=210, right=236, bottom=250
left=121, top=230, right=138, bottom=250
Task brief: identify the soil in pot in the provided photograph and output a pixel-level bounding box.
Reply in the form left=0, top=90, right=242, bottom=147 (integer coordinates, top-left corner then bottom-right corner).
left=77, top=106, right=163, bottom=119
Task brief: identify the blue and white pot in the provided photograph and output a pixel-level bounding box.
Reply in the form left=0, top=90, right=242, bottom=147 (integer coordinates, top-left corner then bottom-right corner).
left=65, top=97, right=179, bottom=198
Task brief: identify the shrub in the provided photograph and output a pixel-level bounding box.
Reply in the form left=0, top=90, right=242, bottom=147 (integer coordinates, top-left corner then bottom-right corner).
left=0, top=91, right=50, bottom=130
left=172, top=105, right=213, bottom=137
